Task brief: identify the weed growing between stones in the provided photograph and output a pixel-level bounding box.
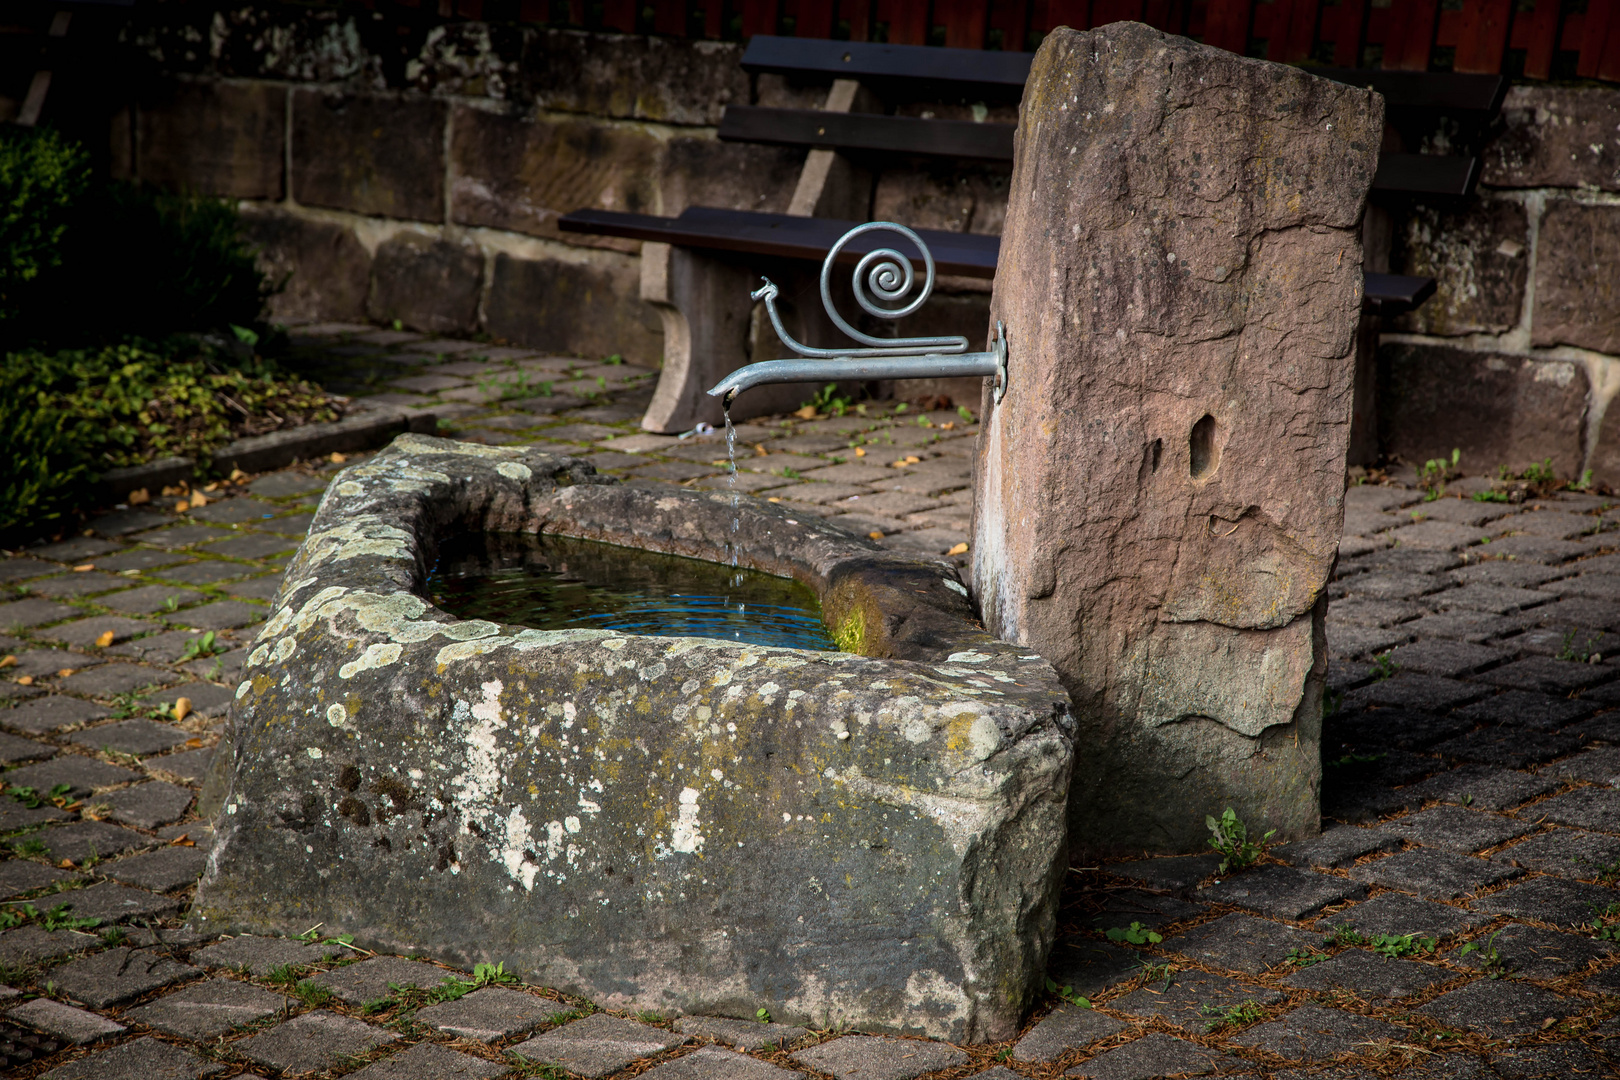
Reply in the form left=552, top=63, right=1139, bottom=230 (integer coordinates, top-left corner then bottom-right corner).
left=1105, top=922, right=1163, bottom=945
left=1458, top=930, right=1505, bottom=977
left=1205, top=807, right=1275, bottom=874
left=1043, top=977, right=1092, bottom=1008
left=1201, top=1000, right=1265, bottom=1032
left=1369, top=933, right=1438, bottom=958
left=1286, top=947, right=1330, bottom=967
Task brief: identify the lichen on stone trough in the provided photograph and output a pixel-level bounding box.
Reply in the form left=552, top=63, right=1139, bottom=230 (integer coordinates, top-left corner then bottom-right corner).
left=192, top=434, right=1074, bottom=1040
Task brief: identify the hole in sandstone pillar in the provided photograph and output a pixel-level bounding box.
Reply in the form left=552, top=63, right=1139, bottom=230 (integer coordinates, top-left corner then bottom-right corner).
left=1189, top=414, right=1221, bottom=481
left=1150, top=439, right=1163, bottom=473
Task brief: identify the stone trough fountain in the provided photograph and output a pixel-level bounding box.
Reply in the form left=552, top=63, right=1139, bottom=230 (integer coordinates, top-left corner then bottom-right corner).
left=194, top=22, right=1381, bottom=1042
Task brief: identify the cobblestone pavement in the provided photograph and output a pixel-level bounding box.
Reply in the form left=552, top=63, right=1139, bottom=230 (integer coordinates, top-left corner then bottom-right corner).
left=0, top=323, right=1616, bottom=1077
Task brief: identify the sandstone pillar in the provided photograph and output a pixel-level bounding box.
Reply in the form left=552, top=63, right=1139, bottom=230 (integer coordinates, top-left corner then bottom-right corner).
left=972, top=23, right=1382, bottom=855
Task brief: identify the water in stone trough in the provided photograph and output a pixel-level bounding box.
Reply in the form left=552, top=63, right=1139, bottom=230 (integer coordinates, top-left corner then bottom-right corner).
left=429, top=532, right=839, bottom=651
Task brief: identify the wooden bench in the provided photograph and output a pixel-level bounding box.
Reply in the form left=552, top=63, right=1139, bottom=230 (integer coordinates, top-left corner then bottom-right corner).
left=565, top=35, right=1490, bottom=433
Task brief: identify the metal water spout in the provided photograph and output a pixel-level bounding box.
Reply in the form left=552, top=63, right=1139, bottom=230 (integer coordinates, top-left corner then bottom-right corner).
left=706, top=222, right=1008, bottom=407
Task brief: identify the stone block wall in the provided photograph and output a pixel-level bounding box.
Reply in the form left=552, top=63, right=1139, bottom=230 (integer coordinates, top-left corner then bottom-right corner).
left=1380, top=85, right=1620, bottom=488
left=113, top=7, right=1003, bottom=375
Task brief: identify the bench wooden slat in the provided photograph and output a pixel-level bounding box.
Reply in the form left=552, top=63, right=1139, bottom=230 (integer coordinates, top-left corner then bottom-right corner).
left=739, top=33, right=1033, bottom=90
left=1310, top=66, right=1507, bottom=114
left=1371, top=153, right=1478, bottom=197
left=560, top=207, right=1435, bottom=313
left=718, top=106, right=1016, bottom=161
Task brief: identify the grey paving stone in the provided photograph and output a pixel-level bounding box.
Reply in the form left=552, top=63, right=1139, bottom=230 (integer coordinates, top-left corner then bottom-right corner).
left=1011, top=1004, right=1125, bottom=1062
left=1315, top=892, right=1491, bottom=940
left=104, top=629, right=203, bottom=663
left=58, top=663, right=172, bottom=697
left=1327, top=623, right=1411, bottom=659
left=1471, top=875, right=1620, bottom=927
left=4, top=757, right=141, bottom=797
left=1326, top=599, right=1426, bottom=628
left=1399, top=765, right=1560, bottom=811
left=189, top=498, right=279, bottom=525
left=96, top=585, right=206, bottom=616
left=1063, top=1033, right=1219, bottom=1080
left=0, top=599, right=79, bottom=629
left=674, top=1015, right=811, bottom=1051
left=1416, top=978, right=1579, bottom=1037
left=1480, top=536, right=1590, bottom=564
left=1479, top=656, right=1618, bottom=695
left=1084, top=889, right=1206, bottom=932
left=235, top=1009, right=398, bottom=1074
left=1045, top=940, right=1145, bottom=998
left=181, top=648, right=247, bottom=683
left=48, top=945, right=199, bottom=1007
left=1385, top=638, right=1510, bottom=677
left=1560, top=711, right=1620, bottom=743
left=26, top=573, right=132, bottom=600
left=122, top=976, right=290, bottom=1040
left=0, top=558, right=63, bottom=583
left=38, top=1034, right=224, bottom=1079
left=33, top=538, right=130, bottom=562
left=1450, top=561, right=1567, bottom=589
left=309, top=955, right=464, bottom=1003
left=0, top=731, right=53, bottom=764
left=135, top=525, right=232, bottom=550
left=190, top=934, right=345, bottom=975
left=640, top=1047, right=806, bottom=1080
left=83, top=509, right=171, bottom=539
left=5, top=997, right=124, bottom=1044
left=1530, top=595, right=1620, bottom=631
left=222, top=575, right=283, bottom=600
left=205, top=534, right=298, bottom=560
left=102, top=782, right=193, bottom=829
left=1329, top=712, right=1474, bottom=753
left=1494, top=828, right=1620, bottom=879
left=414, top=986, right=568, bottom=1042
left=69, top=718, right=189, bottom=755
left=1532, top=786, right=1620, bottom=832
left=33, top=822, right=149, bottom=864
left=1542, top=746, right=1620, bottom=786
left=92, top=549, right=186, bottom=572
left=1584, top=966, right=1620, bottom=996
left=54, top=881, right=182, bottom=923
left=1198, top=866, right=1365, bottom=920
left=39, top=616, right=154, bottom=649
left=344, top=1041, right=509, bottom=1079
left=144, top=746, right=216, bottom=784
left=1487, top=1043, right=1615, bottom=1080
left=1512, top=626, right=1620, bottom=661
left=1454, top=690, right=1594, bottom=731
left=1228, top=1005, right=1407, bottom=1060
left=5, top=648, right=99, bottom=679
left=1338, top=571, right=1452, bottom=601
left=1429, top=583, right=1556, bottom=615
left=170, top=601, right=265, bottom=630
left=510, top=1013, right=690, bottom=1079
left=1387, top=806, right=1537, bottom=854
left=0, top=925, right=97, bottom=965
left=792, top=1035, right=965, bottom=1080
left=1162, top=913, right=1321, bottom=975
left=1349, top=850, right=1520, bottom=899
left=1448, top=923, right=1614, bottom=978
left=1283, top=949, right=1456, bottom=999
left=149, top=682, right=236, bottom=718
left=153, top=561, right=253, bottom=585
left=1273, top=826, right=1402, bottom=869
left=101, top=845, right=207, bottom=892
left=1105, top=853, right=1220, bottom=892
left=0, top=860, right=80, bottom=898
left=0, top=800, right=71, bottom=834
left=249, top=472, right=329, bottom=499
left=1109, top=970, right=1284, bottom=1031
left=1346, top=675, right=1485, bottom=711
left=1402, top=610, right=1534, bottom=644
left=1430, top=728, right=1582, bottom=769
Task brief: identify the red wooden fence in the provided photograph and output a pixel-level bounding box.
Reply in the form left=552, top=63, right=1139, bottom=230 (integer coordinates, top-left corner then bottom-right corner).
left=379, top=0, right=1620, bottom=82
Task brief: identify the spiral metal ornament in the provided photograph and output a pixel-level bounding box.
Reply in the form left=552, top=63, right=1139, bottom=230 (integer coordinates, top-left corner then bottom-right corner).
left=710, top=220, right=1008, bottom=405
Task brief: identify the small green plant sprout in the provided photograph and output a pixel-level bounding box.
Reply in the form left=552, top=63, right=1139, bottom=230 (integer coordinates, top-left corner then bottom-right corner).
left=99, top=926, right=129, bottom=947
left=1471, top=488, right=1510, bottom=503
left=604, top=353, right=624, bottom=365
left=1205, top=807, right=1275, bottom=874
left=472, top=961, right=519, bottom=987
left=1323, top=925, right=1367, bottom=947
left=182, top=627, right=222, bottom=657
left=1572, top=468, right=1594, bottom=491
left=1521, top=458, right=1557, bottom=485
left=1322, top=689, right=1344, bottom=720
left=756, top=1007, right=772, bottom=1023
left=265, top=963, right=305, bottom=988
left=38, top=903, right=99, bottom=933
left=893, top=402, right=909, bottom=414
left=1368, top=933, right=1437, bottom=959
left=230, top=324, right=260, bottom=348
left=636, top=1010, right=666, bottom=1024
left=1043, top=977, right=1091, bottom=1008
left=1371, top=651, right=1400, bottom=681
left=1286, top=947, right=1329, bottom=967
left=1589, top=901, right=1620, bottom=941
left=1556, top=630, right=1604, bottom=664
left=1419, top=448, right=1461, bottom=501
left=294, top=979, right=334, bottom=1007
left=6, top=783, right=72, bottom=809
left=391, top=319, right=404, bottom=332
left=800, top=383, right=855, bottom=418
left=10, top=837, right=48, bottom=858
left=162, top=595, right=180, bottom=613
left=1201, top=1000, right=1265, bottom=1032
left=1458, top=930, right=1506, bottom=977
left=957, top=405, right=975, bottom=423
left=0, top=909, right=25, bottom=930
left=1105, top=922, right=1163, bottom=945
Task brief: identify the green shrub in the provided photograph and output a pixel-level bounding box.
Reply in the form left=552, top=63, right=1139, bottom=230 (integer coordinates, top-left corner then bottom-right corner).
left=0, top=361, right=95, bottom=541
left=0, top=128, right=91, bottom=324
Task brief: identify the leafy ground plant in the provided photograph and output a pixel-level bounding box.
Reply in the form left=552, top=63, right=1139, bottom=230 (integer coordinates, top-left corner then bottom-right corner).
left=1459, top=931, right=1506, bottom=977
left=1105, top=922, right=1163, bottom=945
left=180, top=631, right=224, bottom=662
left=1206, top=807, right=1275, bottom=874
left=1369, top=933, right=1437, bottom=958
left=1043, top=978, right=1091, bottom=1008
left=1202, top=1000, right=1265, bottom=1031
left=1286, top=947, right=1329, bottom=967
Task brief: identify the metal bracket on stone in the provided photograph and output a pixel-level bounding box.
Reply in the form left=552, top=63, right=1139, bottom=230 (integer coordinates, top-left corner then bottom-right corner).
left=706, top=221, right=1009, bottom=405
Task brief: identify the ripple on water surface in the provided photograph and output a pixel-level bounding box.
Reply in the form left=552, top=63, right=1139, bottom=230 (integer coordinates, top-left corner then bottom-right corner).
left=429, top=532, right=840, bottom=652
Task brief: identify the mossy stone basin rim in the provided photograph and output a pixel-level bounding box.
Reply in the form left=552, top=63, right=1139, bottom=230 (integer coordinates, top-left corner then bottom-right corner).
left=194, top=434, right=1074, bottom=1041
